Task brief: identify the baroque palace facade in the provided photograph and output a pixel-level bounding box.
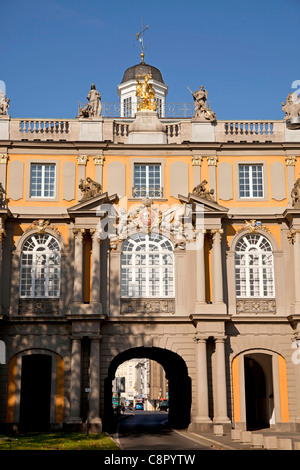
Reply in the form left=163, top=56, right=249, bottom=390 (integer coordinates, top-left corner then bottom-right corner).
left=1, top=51, right=300, bottom=434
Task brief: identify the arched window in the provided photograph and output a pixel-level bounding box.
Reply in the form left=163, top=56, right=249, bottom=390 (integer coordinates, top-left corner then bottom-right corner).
left=20, top=234, right=61, bottom=298
left=235, top=234, right=274, bottom=298
left=121, top=233, right=174, bottom=298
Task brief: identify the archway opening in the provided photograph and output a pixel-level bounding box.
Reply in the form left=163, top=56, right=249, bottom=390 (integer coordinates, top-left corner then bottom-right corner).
left=244, top=354, right=272, bottom=431
left=19, top=354, right=52, bottom=432
left=104, top=347, right=191, bottom=432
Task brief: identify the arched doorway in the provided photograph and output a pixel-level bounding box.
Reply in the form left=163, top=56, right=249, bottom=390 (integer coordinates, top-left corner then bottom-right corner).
left=244, top=354, right=271, bottom=430
left=6, top=350, right=65, bottom=433
left=104, top=347, right=191, bottom=431
left=19, top=354, right=52, bottom=432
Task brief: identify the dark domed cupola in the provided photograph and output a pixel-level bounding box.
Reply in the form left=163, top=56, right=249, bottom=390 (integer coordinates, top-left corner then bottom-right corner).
left=117, top=52, right=168, bottom=117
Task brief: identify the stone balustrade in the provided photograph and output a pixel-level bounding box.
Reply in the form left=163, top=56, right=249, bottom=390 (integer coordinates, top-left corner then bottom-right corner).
left=215, top=120, right=285, bottom=142
left=113, top=121, right=130, bottom=143
left=165, top=122, right=181, bottom=143
left=2, top=116, right=293, bottom=143
left=10, top=118, right=80, bottom=141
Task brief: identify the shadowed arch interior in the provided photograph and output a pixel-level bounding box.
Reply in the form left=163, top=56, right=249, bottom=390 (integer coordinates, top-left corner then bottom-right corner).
left=104, top=346, right=191, bottom=431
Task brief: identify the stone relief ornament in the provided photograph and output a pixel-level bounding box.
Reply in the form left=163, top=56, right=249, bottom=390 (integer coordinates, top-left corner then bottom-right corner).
left=24, top=219, right=60, bottom=235
left=282, top=92, right=300, bottom=120
left=237, top=220, right=270, bottom=234
left=291, top=178, right=300, bottom=208
left=78, top=83, right=102, bottom=118
left=188, top=85, right=217, bottom=122
left=136, top=74, right=157, bottom=111
left=79, top=177, right=101, bottom=201
left=121, top=298, right=175, bottom=314
left=236, top=299, right=276, bottom=315
left=109, top=200, right=187, bottom=249
left=192, top=179, right=215, bottom=201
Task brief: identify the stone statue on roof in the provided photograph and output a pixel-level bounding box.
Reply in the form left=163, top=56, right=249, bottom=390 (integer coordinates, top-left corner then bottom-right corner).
left=189, top=85, right=216, bottom=122
left=282, top=92, right=300, bottom=121
left=0, top=90, right=10, bottom=116
left=78, top=84, right=102, bottom=118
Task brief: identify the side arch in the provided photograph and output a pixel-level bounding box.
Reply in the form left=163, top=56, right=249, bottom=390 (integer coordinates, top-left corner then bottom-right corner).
left=231, top=349, right=289, bottom=430
left=6, top=348, right=65, bottom=430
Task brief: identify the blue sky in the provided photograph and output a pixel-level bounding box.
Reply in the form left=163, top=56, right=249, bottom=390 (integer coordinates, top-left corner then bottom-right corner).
left=0, top=0, right=299, bottom=120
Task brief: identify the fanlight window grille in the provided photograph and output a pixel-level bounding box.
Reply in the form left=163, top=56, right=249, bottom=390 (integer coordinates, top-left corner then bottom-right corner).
left=121, top=233, right=174, bottom=298
left=20, top=234, right=61, bottom=298
left=235, top=234, right=274, bottom=298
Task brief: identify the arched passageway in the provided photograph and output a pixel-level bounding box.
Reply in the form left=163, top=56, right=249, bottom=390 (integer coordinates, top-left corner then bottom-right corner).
left=104, top=347, right=191, bottom=431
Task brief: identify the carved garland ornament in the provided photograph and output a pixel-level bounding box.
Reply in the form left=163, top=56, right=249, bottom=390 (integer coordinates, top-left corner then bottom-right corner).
left=236, top=220, right=271, bottom=234
left=24, top=219, right=61, bottom=236
left=287, top=229, right=300, bottom=244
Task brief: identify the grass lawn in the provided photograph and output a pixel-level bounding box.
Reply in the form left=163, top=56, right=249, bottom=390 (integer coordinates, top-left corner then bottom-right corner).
left=0, top=432, right=120, bottom=450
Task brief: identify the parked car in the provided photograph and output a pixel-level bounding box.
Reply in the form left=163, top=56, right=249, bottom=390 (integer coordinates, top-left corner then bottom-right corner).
left=159, top=400, right=169, bottom=411
left=135, top=402, right=144, bottom=410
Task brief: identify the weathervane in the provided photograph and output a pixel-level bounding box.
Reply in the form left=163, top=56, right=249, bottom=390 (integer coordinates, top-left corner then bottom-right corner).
left=136, top=20, right=150, bottom=62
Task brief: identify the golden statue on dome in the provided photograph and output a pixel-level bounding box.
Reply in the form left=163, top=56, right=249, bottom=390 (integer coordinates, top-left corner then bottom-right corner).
left=136, top=73, right=157, bottom=111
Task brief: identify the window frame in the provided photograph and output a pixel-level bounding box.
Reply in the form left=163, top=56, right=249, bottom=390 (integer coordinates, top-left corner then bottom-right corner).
left=26, top=160, right=59, bottom=201
left=235, top=161, right=268, bottom=201
left=234, top=233, right=275, bottom=298
left=120, top=233, right=175, bottom=299
left=19, top=233, right=61, bottom=299
left=130, top=158, right=165, bottom=200
left=123, top=97, right=132, bottom=117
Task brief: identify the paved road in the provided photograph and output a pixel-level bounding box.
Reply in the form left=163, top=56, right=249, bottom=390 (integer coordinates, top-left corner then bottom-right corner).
left=114, top=411, right=217, bottom=451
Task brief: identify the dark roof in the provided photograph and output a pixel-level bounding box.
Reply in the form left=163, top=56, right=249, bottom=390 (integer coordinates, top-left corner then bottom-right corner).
left=121, top=61, right=165, bottom=84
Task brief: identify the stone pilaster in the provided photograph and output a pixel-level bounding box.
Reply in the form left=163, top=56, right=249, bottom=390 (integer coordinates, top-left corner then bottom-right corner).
left=0, top=228, right=6, bottom=315
left=67, top=337, right=82, bottom=424
left=192, top=155, right=202, bottom=188
left=88, top=336, right=102, bottom=431
left=211, top=229, right=226, bottom=310
left=0, top=154, right=8, bottom=194
left=90, top=229, right=102, bottom=310
left=213, top=336, right=230, bottom=425
left=77, top=155, right=88, bottom=199
left=195, top=229, right=206, bottom=305
left=207, top=155, right=218, bottom=198
left=285, top=155, right=297, bottom=207
left=293, top=230, right=300, bottom=313
left=73, top=228, right=85, bottom=303
left=93, top=154, right=105, bottom=187
left=193, top=334, right=211, bottom=428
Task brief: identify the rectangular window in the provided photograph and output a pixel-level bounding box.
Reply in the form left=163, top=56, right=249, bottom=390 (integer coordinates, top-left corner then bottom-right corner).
left=123, top=97, right=132, bottom=117
left=30, top=163, right=56, bottom=198
left=133, top=163, right=162, bottom=198
left=239, top=164, right=264, bottom=198
left=156, top=98, right=162, bottom=117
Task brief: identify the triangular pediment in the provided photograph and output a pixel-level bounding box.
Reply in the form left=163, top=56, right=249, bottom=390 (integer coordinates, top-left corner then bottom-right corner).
left=179, top=193, right=228, bottom=214
left=68, top=192, right=118, bottom=216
